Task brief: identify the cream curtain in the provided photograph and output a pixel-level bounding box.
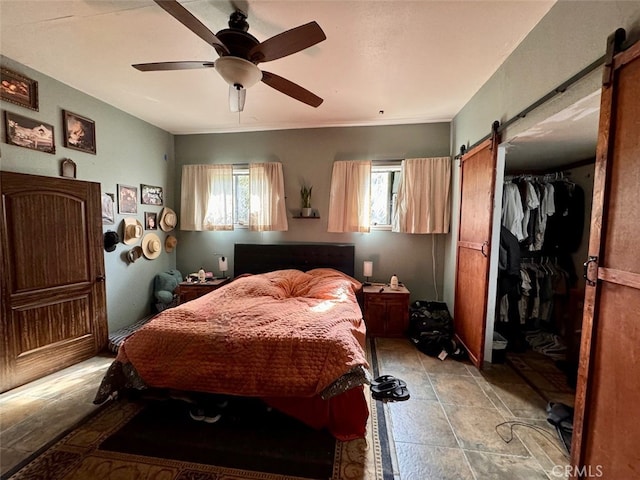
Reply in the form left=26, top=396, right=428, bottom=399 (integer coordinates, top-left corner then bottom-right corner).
left=249, top=162, right=289, bottom=232
left=393, top=157, right=451, bottom=234
left=327, top=160, right=371, bottom=233
left=180, top=164, right=234, bottom=231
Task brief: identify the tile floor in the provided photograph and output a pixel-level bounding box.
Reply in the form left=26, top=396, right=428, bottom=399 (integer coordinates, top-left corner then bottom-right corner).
left=506, top=349, right=576, bottom=409
left=0, top=353, right=115, bottom=475
left=375, top=338, right=571, bottom=480
left=0, top=340, right=570, bottom=479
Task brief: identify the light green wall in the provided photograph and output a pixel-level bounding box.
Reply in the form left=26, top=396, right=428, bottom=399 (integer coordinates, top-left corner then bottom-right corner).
left=174, top=124, right=451, bottom=302
left=0, top=56, right=176, bottom=332
left=444, top=1, right=640, bottom=309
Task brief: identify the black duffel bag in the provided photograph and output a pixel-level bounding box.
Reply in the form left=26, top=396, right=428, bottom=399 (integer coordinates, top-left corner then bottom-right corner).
left=408, top=301, right=462, bottom=358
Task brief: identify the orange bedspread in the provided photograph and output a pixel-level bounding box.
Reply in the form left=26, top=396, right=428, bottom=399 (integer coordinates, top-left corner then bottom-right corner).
left=116, top=268, right=368, bottom=399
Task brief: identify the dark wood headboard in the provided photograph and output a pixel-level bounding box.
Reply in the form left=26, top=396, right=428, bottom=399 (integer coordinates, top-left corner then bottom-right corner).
left=233, top=243, right=355, bottom=277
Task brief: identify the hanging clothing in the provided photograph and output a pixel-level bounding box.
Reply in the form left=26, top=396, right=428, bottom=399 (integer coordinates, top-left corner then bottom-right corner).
left=502, top=182, right=525, bottom=241
left=499, top=226, right=521, bottom=276
left=543, top=181, right=584, bottom=254
left=520, top=180, right=539, bottom=247
left=532, top=182, right=555, bottom=250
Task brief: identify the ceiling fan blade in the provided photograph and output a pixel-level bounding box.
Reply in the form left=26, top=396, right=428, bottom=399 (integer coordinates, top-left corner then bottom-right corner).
left=249, top=21, right=326, bottom=64
left=229, top=85, right=246, bottom=112
left=154, top=0, right=229, bottom=56
left=133, top=61, right=215, bottom=72
left=261, top=70, right=323, bottom=108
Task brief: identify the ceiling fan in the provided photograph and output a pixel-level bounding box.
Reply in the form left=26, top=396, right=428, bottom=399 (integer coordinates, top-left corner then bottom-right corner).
left=133, top=0, right=326, bottom=112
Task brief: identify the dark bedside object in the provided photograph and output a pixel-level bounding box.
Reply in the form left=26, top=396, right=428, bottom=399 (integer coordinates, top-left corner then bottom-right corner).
left=362, top=284, right=410, bottom=337
left=178, top=278, right=230, bottom=304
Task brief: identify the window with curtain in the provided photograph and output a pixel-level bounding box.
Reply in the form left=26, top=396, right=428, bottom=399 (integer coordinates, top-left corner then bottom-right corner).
left=249, top=163, right=288, bottom=231
left=371, top=164, right=401, bottom=227
left=181, top=164, right=233, bottom=231
left=393, top=157, right=451, bottom=234
left=327, top=157, right=451, bottom=234
left=327, top=160, right=372, bottom=233
left=180, top=162, right=288, bottom=232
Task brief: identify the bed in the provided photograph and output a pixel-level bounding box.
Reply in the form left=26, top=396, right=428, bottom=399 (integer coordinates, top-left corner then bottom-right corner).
left=94, top=243, right=370, bottom=440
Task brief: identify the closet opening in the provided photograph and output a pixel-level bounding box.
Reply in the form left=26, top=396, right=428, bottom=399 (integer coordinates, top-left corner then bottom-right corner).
left=490, top=89, right=600, bottom=409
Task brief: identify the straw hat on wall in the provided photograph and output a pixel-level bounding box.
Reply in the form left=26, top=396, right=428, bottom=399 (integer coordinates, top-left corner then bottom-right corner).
left=159, top=207, right=177, bottom=231
left=123, top=218, right=143, bottom=245
left=142, top=233, right=162, bottom=260
left=165, top=235, right=177, bottom=253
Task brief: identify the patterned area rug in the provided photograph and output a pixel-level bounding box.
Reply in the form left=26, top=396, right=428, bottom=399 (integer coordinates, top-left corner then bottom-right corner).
left=5, top=346, right=390, bottom=480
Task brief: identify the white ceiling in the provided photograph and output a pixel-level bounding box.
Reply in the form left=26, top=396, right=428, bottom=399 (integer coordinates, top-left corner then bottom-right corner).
left=505, top=89, right=600, bottom=171
left=0, top=0, right=557, bottom=135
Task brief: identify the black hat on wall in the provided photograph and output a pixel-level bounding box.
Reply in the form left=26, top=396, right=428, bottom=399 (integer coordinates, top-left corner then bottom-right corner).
left=104, top=230, right=120, bottom=252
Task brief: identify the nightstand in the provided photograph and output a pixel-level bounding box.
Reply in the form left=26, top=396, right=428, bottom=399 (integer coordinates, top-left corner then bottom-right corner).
left=362, top=284, right=410, bottom=337
left=177, top=278, right=230, bottom=304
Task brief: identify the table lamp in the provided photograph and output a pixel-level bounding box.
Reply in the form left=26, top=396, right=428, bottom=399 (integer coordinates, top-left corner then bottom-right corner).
left=218, top=256, right=228, bottom=279
left=363, top=261, right=373, bottom=286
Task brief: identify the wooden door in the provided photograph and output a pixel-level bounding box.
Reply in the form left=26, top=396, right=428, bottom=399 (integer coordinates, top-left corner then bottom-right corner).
left=571, top=33, right=640, bottom=478
left=454, top=126, right=500, bottom=368
left=0, top=172, right=107, bottom=392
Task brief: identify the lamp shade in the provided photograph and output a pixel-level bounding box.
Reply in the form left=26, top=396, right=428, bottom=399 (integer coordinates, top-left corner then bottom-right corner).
left=214, top=56, right=262, bottom=89
left=218, top=256, right=228, bottom=273
left=363, top=261, right=373, bottom=278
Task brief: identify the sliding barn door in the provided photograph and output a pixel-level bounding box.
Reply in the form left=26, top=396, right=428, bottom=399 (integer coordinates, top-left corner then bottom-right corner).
left=0, top=172, right=108, bottom=392
left=453, top=126, right=499, bottom=368
left=571, top=32, right=640, bottom=478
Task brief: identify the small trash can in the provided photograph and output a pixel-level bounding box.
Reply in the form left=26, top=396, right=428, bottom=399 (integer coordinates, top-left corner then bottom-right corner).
left=492, top=332, right=508, bottom=363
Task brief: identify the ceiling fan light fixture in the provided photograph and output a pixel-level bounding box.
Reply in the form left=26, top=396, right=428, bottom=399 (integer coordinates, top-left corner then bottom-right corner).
left=214, top=56, right=262, bottom=89
left=229, top=85, right=246, bottom=113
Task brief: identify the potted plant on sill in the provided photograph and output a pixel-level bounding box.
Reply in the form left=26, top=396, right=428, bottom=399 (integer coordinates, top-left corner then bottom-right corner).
left=300, top=185, right=313, bottom=217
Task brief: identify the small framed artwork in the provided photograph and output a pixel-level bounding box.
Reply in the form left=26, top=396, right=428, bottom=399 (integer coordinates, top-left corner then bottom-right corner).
left=60, top=158, right=77, bottom=178
left=102, top=193, right=115, bottom=225
left=118, top=184, right=138, bottom=215
left=144, top=211, right=158, bottom=230
left=141, top=184, right=164, bottom=206
left=63, top=110, right=96, bottom=154
left=4, top=111, right=55, bottom=154
left=1, top=68, right=38, bottom=111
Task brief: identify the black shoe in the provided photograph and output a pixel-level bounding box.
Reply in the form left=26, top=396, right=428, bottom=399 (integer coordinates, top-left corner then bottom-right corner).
left=189, top=407, right=222, bottom=424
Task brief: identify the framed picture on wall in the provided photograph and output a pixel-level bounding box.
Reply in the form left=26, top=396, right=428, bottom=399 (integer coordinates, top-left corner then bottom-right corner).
left=63, top=110, right=96, bottom=154
left=60, top=158, right=77, bottom=179
left=118, top=184, right=138, bottom=214
left=1, top=68, right=38, bottom=111
left=102, top=193, right=115, bottom=225
left=144, top=211, right=158, bottom=230
left=141, top=184, right=164, bottom=206
left=4, top=111, right=55, bottom=154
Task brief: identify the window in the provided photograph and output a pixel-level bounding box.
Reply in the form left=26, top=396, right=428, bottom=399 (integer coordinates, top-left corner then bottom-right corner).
left=233, top=167, right=249, bottom=226
left=181, top=163, right=287, bottom=232
left=371, top=164, right=401, bottom=228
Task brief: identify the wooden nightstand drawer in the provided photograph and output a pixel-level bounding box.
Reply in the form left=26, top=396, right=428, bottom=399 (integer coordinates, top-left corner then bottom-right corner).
left=362, top=284, right=410, bottom=337
left=178, top=278, right=230, bottom=304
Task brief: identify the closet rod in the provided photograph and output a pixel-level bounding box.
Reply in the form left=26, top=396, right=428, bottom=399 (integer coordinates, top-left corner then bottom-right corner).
left=455, top=54, right=605, bottom=160
left=506, top=158, right=595, bottom=177
left=504, top=171, right=571, bottom=182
